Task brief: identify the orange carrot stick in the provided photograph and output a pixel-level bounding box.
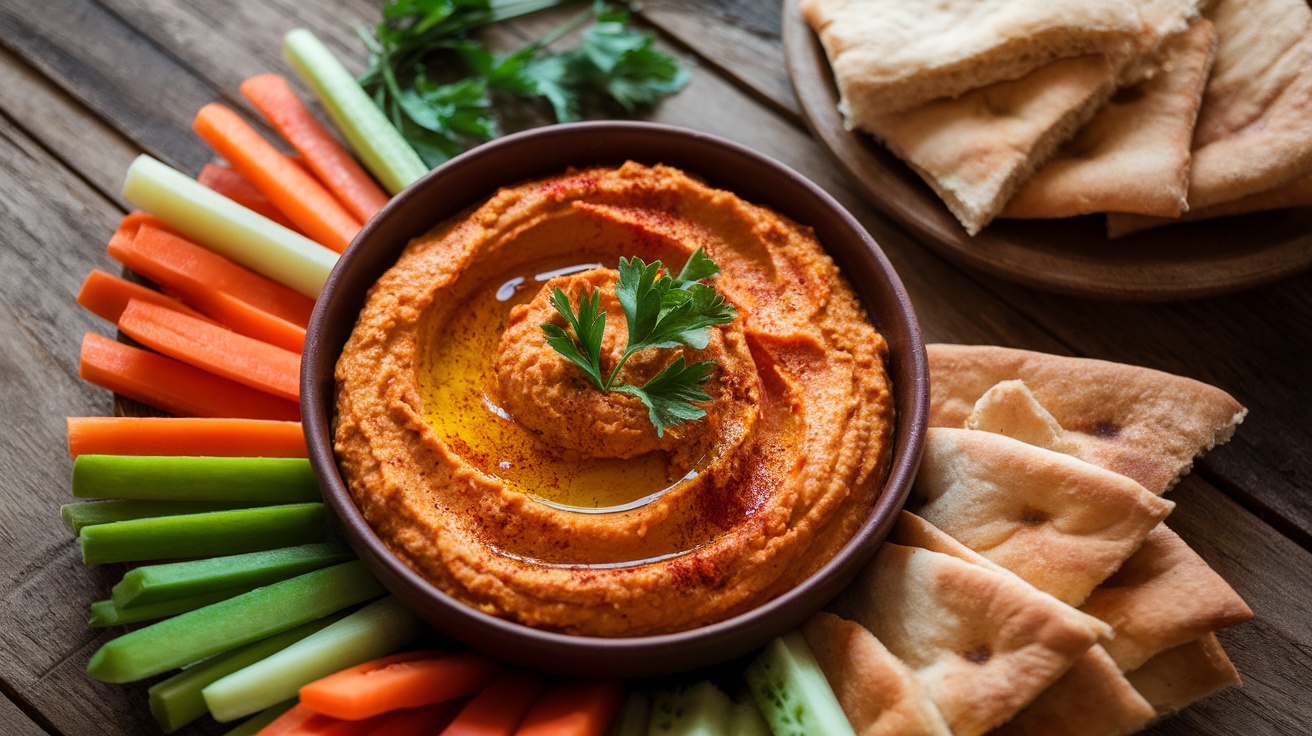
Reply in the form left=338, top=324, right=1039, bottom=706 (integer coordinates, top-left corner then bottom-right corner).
left=198, top=163, right=303, bottom=233
left=107, top=211, right=180, bottom=255
left=241, top=74, right=390, bottom=223
left=66, top=417, right=306, bottom=458
left=441, top=669, right=549, bottom=736
left=194, top=288, right=306, bottom=354
left=365, top=701, right=461, bottom=736
left=79, top=333, right=299, bottom=421
left=110, top=223, right=315, bottom=327
left=299, top=650, right=502, bottom=721
left=256, top=703, right=393, bottom=736
left=512, top=681, right=625, bottom=736
left=117, top=299, right=301, bottom=402
left=194, top=103, right=361, bottom=253
left=77, top=269, right=213, bottom=325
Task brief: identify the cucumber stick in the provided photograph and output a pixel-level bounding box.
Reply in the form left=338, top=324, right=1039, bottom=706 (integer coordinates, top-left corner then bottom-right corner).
left=79, top=503, right=325, bottom=564
left=86, top=560, right=384, bottom=683
left=218, top=699, right=296, bottom=736
left=283, top=28, right=428, bottom=195
left=73, top=455, right=320, bottom=503
left=90, top=589, right=252, bottom=627
left=203, top=595, right=423, bottom=722
left=650, top=681, right=732, bottom=735
left=148, top=613, right=345, bottom=733
left=121, top=154, right=337, bottom=299
left=62, top=500, right=252, bottom=534
left=112, top=543, right=352, bottom=607
left=609, top=691, right=651, bottom=736
left=730, top=700, right=770, bottom=736
left=745, top=631, right=856, bottom=736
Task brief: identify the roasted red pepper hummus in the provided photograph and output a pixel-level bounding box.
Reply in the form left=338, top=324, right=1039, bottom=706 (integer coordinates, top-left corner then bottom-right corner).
left=333, top=162, right=894, bottom=637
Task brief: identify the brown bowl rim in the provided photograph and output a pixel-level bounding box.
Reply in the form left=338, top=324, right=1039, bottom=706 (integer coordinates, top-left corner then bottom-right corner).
left=302, top=120, right=928, bottom=678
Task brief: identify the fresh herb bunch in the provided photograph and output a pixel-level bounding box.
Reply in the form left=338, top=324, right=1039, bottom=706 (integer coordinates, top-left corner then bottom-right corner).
left=358, top=0, right=690, bottom=167
left=542, top=249, right=738, bottom=436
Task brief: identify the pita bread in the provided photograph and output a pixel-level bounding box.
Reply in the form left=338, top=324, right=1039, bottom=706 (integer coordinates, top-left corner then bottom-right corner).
left=1178, top=0, right=1312, bottom=209
left=1080, top=523, right=1253, bottom=671
left=801, top=612, right=952, bottom=736
left=911, top=428, right=1173, bottom=607
left=991, top=646, right=1156, bottom=736
left=964, top=379, right=1082, bottom=455
left=865, top=57, right=1116, bottom=234
left=928, top=343, right=1246, bottom=495
left=799, top=0, right=1143, bottom=117
left=1001, top=19, right=1216, bottom=219
left=1125, top=633, right=1240, bottom=714
left=1107, top=171, right=1312, bottom=236
left=890, top=510, right=1015, bottom=577
left=829, top=542, right=1110, bottom=736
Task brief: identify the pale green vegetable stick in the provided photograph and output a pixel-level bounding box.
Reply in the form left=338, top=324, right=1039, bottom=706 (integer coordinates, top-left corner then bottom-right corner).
left=745, top=631, right=857, bottom=736
left=283, top=28, right=428, bottom=195
left=203, top=595, right=423, bottom=722
left=86, top=560, right=384, bottom=683
left=217, top=699, right=296, bottom=736
left=121, top=154, right=338, bottom=298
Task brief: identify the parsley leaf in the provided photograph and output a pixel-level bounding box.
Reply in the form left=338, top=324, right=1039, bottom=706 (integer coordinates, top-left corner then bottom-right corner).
left=541, top=249, right=737, bottom=436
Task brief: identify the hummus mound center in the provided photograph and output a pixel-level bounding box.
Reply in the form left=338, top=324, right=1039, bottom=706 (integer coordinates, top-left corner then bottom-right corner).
left=333, top=162, right=895, bottom=637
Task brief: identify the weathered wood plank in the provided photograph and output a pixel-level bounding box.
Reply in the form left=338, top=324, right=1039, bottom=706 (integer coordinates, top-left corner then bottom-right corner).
left=651, top=0, right=1312, bottom=545
left=0, top=691, right=47, bottom=736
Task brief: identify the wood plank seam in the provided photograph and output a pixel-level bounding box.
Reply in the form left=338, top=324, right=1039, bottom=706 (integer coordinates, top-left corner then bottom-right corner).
left=0, top=681, right=57, bottom=736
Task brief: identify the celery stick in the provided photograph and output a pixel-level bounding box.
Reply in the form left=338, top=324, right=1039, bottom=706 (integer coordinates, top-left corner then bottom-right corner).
left=283, top=28, right=428, bottom=195
left=121, top=154, right=337, bottom=298
left=90, top=588, right=251, bottom=627
left=745, top=631, right=856, bottom=736
left=203, top=595, right=423, bottom=722
left=79, top=503, right=325, bottom=564
left=62, top=500, right=252, bottom=534
left=219, top=699, right=296, bottom=736
left=86, top=560, right=383, bottom=683
left=113, top=543, right=352, bottom=607
left=73, top=453, right=320, bottom=503
left=149, top=614, right=344, bottom=733
left=73, top=455, right=320, bottom=503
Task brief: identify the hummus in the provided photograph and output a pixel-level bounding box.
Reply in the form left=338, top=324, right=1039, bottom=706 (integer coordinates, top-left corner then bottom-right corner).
left=334, top=162, right=894, bottom=637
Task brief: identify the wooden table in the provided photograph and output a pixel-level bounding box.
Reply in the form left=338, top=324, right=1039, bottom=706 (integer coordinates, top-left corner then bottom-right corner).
left=0, top=1, right=1307, bottom=734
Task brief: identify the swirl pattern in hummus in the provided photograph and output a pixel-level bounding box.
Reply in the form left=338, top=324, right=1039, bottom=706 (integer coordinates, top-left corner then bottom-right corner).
left=333, top=162, right=894, bottom=637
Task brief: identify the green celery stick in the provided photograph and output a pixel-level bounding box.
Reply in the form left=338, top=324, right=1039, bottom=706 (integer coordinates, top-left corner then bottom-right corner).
left=121, top=154, right=337, bottom=298
left=149, top=613, right=345, bottom=733
left=79, top=503, right=325, bottom=565
left=86, top=560, right=384, bottom=683
left=73, top=455, right=320, bottom=503
left=90, top=588, right=252, bottom=627
left=113, top=543, right=352, bottom=608
left=203, top=595, right=423, bottom=722
left=218, top=699, right=297, bottom=736
left=745, top=631, right=856, bottom=736
left=62, top=500, right=253, bottom=534
left=283, top=28, right=428, bottom=195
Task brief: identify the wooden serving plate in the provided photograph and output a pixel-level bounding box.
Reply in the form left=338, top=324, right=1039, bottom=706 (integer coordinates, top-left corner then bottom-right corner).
left=780, top=0, right=1312, bottom=301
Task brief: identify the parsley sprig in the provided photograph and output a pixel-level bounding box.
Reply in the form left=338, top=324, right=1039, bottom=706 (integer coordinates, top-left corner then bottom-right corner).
left=358, top=0, right=690, bottom=167
left=541, top=249, right=737, bottom=436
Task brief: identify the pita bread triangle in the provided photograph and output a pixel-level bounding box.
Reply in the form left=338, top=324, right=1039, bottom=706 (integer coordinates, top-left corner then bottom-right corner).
left=991, top=645, right=1156, bottom=736
left=927, top=343, right=1246, bottom=495
left=1108, top=170, right=1312, bottom=236
left=828, top=541, right=1110, bottom=736
left=1125, top=633, right=1240, bottom=714
left=911, top=427, right=1173, bottom=607
left=801, top=612, right=952, bottom=736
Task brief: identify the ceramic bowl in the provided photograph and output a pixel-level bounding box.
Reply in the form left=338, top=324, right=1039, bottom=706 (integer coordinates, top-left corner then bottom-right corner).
left=302, top=121, right=928, bottom=678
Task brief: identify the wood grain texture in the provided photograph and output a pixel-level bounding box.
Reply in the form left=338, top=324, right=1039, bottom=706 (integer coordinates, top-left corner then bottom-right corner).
left=0, top=692, right=47, bottom=736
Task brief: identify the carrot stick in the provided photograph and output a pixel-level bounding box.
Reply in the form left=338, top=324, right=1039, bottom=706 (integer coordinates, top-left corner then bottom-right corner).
left=79, top=333, right=300, bottom=421
left=66, top=417, right=306, bottom=458
left=366, top=702, right=460, bottom=736
left=109, top=212, right=180, bottom=255
left=77, top=269, right=213, bottom=325
left=241, top=74, right=389, bottom=223
left=198, top=163, right=302, bottom=233
left=513, top=681, right=625, bottom=736
left=299, top=650, right=502, bottom=721
left=199, top=289, right=306, bottom=354
left=110, top=223, right=315, bottom=327
left=441, top=669, right=549, bottom=736
left=117, top=299, right=301, bottom=402
left=255, top=703, right=393, bottom=736
left=194, top=103, right=361, bottom=253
